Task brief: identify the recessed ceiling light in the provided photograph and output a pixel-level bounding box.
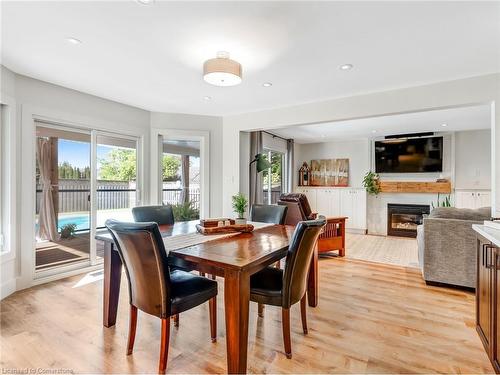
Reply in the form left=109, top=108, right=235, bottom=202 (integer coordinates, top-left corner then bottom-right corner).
left=203, top=96, right=212, bottom=101
left=372, top=130, right=377, bottom=133
left=321, top=134, right=326, bottom=138
left=339, top=64, right=353, bottom=71
left=262, top=82, right=273, bottom=87
left=441, top=123, right=448, bottom=127
left=66, top=37, right=82, bottom=45
left=136, top=0, right=155, bottom=5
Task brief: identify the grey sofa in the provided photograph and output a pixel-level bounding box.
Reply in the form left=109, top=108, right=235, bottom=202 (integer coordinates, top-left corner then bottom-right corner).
left=417, top=206, right=491, bottom=289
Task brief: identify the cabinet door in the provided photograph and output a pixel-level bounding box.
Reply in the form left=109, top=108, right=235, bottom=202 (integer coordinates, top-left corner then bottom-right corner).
left=477, top=191, right=491, bottom=209
left=315, top=189, right=331, bottom=217
left=340, top=190, right=355, bottom=228
left=353, top=189, right=367, bottom=230
left=456, top=191, right=476, bottom=209
left=477, top=239, right=493, bottom=354
left=330, top=189, right=342, bottom=217
left=494, top=247, right=500, bottom=372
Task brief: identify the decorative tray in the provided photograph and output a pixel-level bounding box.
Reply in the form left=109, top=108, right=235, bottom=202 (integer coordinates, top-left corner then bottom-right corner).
left=196, top=218, right=254, bottom=235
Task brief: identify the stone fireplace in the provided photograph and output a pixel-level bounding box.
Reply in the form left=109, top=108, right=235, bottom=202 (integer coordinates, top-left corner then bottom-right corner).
left=387, top=203, right=430, bottom=237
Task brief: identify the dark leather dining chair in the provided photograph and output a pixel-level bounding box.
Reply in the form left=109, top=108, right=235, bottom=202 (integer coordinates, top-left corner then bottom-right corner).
left=132, top=205, right=175, bottom=225
left=250, top=204, right=288, bottom=225
left=250, top=216, right=326, bottom=359
left=105, top=219, right=217, bottom=374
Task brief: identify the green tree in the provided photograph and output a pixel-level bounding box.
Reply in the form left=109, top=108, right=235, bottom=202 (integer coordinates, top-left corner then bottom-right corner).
left=162, top=154, right=181, bottom=181
left=99, top=149, right=137, bottom=181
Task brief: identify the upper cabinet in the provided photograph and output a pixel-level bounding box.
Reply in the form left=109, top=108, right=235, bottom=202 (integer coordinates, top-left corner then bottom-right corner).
left=455, top=190, right=491, bottom=209
left=295, top=187, right=367, bottom=232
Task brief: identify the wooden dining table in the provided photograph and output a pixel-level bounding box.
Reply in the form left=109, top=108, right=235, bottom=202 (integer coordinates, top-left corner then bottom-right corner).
left=96, top=220, right=319, bottom=374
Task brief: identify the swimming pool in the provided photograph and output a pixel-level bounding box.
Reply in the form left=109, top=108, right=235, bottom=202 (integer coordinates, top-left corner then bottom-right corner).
left=36, top=209, right=134, bottom=233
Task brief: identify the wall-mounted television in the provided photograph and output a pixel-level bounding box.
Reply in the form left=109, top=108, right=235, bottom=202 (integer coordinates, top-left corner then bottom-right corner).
left=374, top=136, right=443, bottom=173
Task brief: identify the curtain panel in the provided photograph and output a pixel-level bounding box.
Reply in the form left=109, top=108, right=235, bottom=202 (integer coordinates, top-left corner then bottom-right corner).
left=249, top=131, right=264, bottom=207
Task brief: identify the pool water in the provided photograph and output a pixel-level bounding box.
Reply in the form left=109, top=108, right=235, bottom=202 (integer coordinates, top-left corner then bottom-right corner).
left=58, top=215, right=91, bottom=231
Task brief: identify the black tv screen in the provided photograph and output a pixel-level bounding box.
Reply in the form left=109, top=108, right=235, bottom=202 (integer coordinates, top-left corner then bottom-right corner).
left=375, top=136, right=443, bottom=173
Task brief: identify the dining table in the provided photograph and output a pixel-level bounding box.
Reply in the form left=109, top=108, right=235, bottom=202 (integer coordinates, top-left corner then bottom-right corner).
left=96, top=220, right=319, bottom=374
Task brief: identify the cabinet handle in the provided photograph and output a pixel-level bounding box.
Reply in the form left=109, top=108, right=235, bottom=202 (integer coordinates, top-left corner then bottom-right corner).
left=485, top=244, right=495, bottom=269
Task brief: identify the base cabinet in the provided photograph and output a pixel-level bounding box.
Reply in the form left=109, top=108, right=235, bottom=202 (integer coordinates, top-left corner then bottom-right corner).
left=295, top=187, right=367, bottom=232
left=476, top=234, right=500, bottom=373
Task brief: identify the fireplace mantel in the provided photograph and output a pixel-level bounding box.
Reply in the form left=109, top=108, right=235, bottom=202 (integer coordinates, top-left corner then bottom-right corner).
left=379, top=181, right=451, bottom=194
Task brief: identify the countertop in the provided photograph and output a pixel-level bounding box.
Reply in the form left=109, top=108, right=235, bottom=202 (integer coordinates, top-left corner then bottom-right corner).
left=473, top=224, right=500, bottom=247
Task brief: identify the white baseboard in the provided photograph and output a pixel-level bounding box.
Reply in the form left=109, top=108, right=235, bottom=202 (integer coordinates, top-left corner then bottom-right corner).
left=1, top=278, right=16, bottom=300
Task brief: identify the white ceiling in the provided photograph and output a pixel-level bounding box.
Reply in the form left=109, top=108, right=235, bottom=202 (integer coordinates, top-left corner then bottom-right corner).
left=2, top=1, right=499, bottom=116
left=269, top=104, right=491, bottom=143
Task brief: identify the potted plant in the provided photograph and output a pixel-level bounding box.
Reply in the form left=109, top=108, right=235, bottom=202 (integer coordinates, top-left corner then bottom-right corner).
left=232, top=193, right=248, bottom=224
left=60, top=223, right=77, bottom=239
left=362, top=171, right=381, bottom=196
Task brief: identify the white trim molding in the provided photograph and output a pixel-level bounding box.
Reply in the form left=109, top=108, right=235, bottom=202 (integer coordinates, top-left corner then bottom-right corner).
left=150, top=128, right=210, bottom=218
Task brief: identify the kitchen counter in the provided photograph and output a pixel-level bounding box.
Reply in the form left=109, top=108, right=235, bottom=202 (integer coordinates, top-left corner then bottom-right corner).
left=473, top=224, right=500, bottom=247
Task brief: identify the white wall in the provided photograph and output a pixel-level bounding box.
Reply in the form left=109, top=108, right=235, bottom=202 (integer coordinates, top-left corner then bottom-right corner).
left=295, top=139, right=370, bottom=188
left=1, top=68, right=151, bottom=297
left=455, top=129, right=491, bottom=190
left=222, top=73, right=500, bottom=217
left=150, top=112, right=223, bottom=217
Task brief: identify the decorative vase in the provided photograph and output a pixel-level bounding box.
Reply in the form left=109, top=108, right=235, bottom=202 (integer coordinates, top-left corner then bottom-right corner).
left=235, top=218, right=247, bottom=225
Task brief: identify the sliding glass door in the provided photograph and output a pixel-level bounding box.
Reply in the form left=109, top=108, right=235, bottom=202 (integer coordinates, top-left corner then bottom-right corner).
left=35, top=124, right=92, bottom=272
left=34, top=123, right=140, bottom=274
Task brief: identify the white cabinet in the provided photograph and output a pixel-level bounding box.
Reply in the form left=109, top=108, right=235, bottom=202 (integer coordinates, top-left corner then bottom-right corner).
left=295, top=187, right=366, bottom=231
left=455, top=190, right=491, bottom=209
left=340, top=189, right=367, bottom=230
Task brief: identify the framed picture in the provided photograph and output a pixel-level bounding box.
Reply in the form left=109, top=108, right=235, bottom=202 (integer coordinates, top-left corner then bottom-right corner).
left=310, top=158, right=349, bottom=186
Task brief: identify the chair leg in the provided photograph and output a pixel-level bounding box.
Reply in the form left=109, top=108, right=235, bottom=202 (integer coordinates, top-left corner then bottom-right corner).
left=282, top=308, right=292, bottom=359
left=258, top=303, right=264, bottom=318
left=159, top=318, right=170, bottom=374
left=275, top=260, right=281, bottom=269
left=300, top=295, right=308, bottom=334
left=173, top=314, right=179, bottom=328
left=127, top=305, right=137, bottom=355
left=209, top=296, right=217, bottom=342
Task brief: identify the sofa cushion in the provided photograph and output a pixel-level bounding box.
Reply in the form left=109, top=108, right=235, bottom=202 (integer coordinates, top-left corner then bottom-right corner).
left=429, top=206, right=491, bottom=221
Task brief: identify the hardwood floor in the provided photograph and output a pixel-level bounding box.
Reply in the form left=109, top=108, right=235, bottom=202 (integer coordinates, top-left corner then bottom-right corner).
left=0, top=258, right=493, bottom=374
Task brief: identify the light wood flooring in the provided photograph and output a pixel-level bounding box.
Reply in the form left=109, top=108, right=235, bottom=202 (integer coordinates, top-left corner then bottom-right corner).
left=345, top=233, right=419, bottom=268
left=0, top=258, right=493, bottom=374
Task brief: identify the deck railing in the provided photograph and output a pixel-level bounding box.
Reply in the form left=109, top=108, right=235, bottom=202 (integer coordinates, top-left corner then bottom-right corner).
left=36, top=180, right=201, bottom=213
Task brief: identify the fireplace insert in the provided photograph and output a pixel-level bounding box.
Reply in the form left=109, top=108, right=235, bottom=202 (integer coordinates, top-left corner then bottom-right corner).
left=387, top=203, right=430, bottom=238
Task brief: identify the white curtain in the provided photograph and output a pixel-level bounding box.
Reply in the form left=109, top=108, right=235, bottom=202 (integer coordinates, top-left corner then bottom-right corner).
left=37, top=138, right=59, bottom=241
left=286, top=139, right=294, bottom=192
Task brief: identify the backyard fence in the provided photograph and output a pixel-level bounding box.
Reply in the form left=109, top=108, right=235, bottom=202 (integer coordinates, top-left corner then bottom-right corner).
left=36, top=179, right=200, bottom=214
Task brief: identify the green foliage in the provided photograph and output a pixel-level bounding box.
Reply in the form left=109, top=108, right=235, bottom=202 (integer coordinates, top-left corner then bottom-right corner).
left=262, top=152, right=283, bottom=188
left=162, top=154, right=181, bottom=182
left=232, top=193, right=248, bottom=219
left=58, top=161, right=90, bottom=180
left=432, top=194, right=453, bottom=209
left=171, top=201, right=199, bottom=222
left=60, top=223, right=77, bottom=239
left=362, top=171, right=380, bottom=195
left=99, top=149, right=137, bottom=181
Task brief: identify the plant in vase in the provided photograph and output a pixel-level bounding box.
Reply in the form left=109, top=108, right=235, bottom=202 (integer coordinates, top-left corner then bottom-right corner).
left=232, top=193, right=248, bottom=224
left=362, top=171, right=380, bottom=196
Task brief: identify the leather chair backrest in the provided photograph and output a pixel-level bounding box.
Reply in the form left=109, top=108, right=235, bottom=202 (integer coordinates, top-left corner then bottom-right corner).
left=132, top=205, right=175, bottom=225
left=277, top=200, right=306, bottom=226
left=105, top=219, right=171, bottom=318
left=278, top=193, right=314, bottom=220
left=282, top=216, right=326, bottom=308
left=250, top=204, right=288, bottom=225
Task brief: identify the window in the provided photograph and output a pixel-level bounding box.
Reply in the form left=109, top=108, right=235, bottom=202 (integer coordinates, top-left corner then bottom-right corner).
left=262, top=149, right=285, bottom=204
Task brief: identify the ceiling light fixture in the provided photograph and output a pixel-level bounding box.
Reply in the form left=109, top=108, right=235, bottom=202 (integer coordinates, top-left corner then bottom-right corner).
left=339, top=64, right=353, bottom=71
left=66, top=37, right=82, bottom=45
left=136, top=0, right=155, bottom=5
left=262, top=82, right=272, bottom=87
left=441, top=123, right=448, bottom=127
left=203, top=96, right=212, bottom=101
left=372, top=130, right=377, bottom=133
left=203, top=51, right=242, bottom=87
